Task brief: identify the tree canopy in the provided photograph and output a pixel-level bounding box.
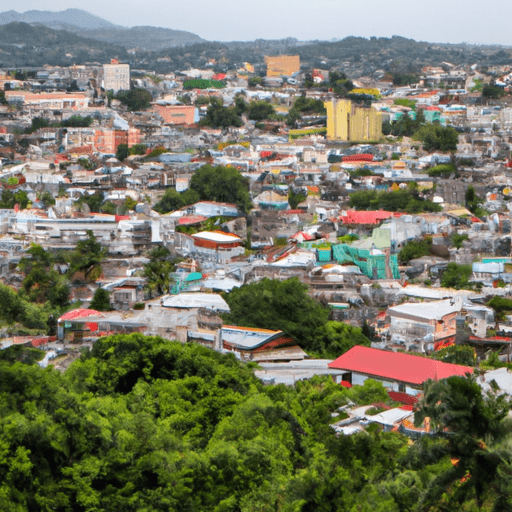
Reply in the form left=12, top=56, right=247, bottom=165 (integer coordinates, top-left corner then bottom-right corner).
left=413, top=123, right=459, bottom=152
left=222, top=278, right=370, bottom=358
left=189, top=164, right=252, bottom=213
left=0, top=333, right=511, bottom=511
left=349, top=189, right=442, bottom=213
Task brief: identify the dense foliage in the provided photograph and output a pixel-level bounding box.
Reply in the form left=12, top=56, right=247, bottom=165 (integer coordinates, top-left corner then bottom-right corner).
left=143, top=246, right=180, bottom=297
left=441, top=262, right=480, bottom=290
left=349, top=189, right=442, bottom=214
left=153, top=188, right=199, bottom=214
left=424, top=163, right=458, bottom=179
left=0, top=334, right=511, bottom=511
left=399, top=237, right=432, bottom=264
left=189, top=164, right=252, bottom=213
left=115, top=88, right=152, bottom=111
left=413, top=124, right=459, bottom=152
left=200, top=98, right=242, bottom=128
left=222, top=278, right=370, bottom=358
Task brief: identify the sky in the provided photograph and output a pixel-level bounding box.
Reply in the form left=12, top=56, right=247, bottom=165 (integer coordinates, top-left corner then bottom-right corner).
left=2, top=0, right=512, bottom=46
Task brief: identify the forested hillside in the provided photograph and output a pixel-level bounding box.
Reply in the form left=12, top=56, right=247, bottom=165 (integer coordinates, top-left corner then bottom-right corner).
left=0, top=333, right=511, bottom=511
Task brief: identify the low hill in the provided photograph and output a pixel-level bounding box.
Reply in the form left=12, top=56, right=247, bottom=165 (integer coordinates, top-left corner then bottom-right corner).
left=0, top=22, right=129, bottom=67
left=80, top=25, right=205, bottom=50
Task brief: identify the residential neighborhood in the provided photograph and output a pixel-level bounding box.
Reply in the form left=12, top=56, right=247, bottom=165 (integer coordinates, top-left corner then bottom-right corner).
left=2, top=7, right=512, bottom=510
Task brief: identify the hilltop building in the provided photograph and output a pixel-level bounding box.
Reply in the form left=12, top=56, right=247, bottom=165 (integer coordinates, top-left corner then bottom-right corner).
left=324, top=99, right=382, bottom=142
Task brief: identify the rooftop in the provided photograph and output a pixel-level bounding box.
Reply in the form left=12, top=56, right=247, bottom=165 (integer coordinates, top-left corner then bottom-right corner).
left=328, top=346, right=473, bottom=386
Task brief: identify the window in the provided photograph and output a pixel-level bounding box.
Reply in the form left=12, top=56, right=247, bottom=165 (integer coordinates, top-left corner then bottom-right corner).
left=398, top=383, right=406, bottom=393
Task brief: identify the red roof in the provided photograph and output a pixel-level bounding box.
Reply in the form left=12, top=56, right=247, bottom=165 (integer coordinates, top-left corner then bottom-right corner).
left=178, top=215, right=207, bottom=225
left=328, top=346, right=473, bottom=386
left=291, top=231, right=313, bottom=241
left=341, top=154, right=374, bottom=162
left=58, top=309, right=104, bottom=321
left=340, top=210, right=394, bottom=225
left=388, top=391, right=419, bottom=405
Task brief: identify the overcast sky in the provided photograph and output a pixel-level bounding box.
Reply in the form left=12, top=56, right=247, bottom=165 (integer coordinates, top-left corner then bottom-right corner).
left=2, top=0, right=512, bottom=46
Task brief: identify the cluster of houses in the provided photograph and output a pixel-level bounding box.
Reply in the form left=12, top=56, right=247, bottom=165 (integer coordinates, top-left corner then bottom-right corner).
left=2, top=55, right=512, bottom=424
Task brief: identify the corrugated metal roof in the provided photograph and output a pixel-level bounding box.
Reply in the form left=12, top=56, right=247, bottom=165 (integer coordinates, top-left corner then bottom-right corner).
left=328, top=346, right=473, bottom=386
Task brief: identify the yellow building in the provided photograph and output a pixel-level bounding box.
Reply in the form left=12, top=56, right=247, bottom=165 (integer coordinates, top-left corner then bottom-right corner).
left=265, top=55, right=300, bottom=77
left=324, top=99, right=382, bottom=142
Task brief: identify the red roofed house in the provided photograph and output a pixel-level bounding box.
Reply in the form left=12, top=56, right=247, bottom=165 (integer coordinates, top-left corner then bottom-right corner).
left=340, top=210, right=395, bottom=226
left=57, top=308, right=105, bottom=342
left=328, top=345, right=473, bottom=396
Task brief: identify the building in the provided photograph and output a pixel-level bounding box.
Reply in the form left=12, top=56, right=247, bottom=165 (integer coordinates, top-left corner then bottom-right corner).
left=387, top=299, right=461, bottom=350
left=93, top=128, right=141, bottom=153
left=103, top=59, right=130, bottom=93
left=324, top=99, right=382, bottom=142
left=328, top=345, right=473, bottom=396
left=3, top=91, right=89, bottom=109
left=264, top=55, right=300, bottom=77
left=154, top=104, right=199, bottom=125
left=220, top=325, right=306, bottom=362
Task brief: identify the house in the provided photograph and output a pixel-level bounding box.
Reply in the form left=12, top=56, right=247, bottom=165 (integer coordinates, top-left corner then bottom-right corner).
left=328, top=345, right=473, bottom=396
left=57, top=308, right=106, bottom=342
left=387, top=299, right=462, bottom=351
left=220, top=325, right=306, bottom=362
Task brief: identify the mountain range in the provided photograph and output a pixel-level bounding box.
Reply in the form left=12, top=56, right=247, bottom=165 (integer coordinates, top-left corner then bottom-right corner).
left=0, top=9, right=205, bottom=50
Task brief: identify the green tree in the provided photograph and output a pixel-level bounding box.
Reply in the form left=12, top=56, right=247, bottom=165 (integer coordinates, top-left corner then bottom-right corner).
left=18, top=244, right=70, bottom=308
left=222, top=278, right=367, bottom=357
left=482, top=83, right=505, bottom=100
left=431, top=345, right=477, bottom=366
left=153, top=188, right=199, bottom=214
left=451, top=232, right=469, bottom=249
left=67, top=230, right=107, bottom=282
left=413, top=123, right=459, bottom=152
left=415, top=375, right=511, bottom=508
left=129, top=143, right=147, bottom=155
left=247, top=100, right=275, bottom=121
left=487, top=296, right=512, bottom=322
left=89, top=287, right=112, bottom=311
left=75, top=192, right=104, bottom=213
left=143, top=246, right=179, bottom=297
left=288, top=189, right=306, bottom=209
left=189, top=164, right=251, bottom=213
left=40, top=191, right=55, bottom=208
left=200, top=98, right=242, bottom=128
left=398, top=237, right=432, bottom=263
left=441, top=262, right=478, bottom=290
left=116, top=87, right=152, bottom=111
left=116, top=143, right=129, bottom=161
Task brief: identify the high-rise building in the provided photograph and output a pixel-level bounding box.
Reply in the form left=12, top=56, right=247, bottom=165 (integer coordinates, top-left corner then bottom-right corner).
left=324, top=99, right=382, bottom=142
left=103, top=59, right=130, bottom=93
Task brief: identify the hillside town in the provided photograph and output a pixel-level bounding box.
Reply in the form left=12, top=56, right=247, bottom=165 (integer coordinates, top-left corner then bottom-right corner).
left=5, top=3, right=512, bottom=509
left=2, top=53, right=512, bottom=417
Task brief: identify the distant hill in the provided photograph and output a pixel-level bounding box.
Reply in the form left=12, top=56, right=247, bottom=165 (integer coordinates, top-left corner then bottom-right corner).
left=0, top=9, right=205, bottom=50
left=80, top=26, right=205, bottom=50
left=0, top=23, right=128, bottom=67
left=0, top=8, right=118, bottom=29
